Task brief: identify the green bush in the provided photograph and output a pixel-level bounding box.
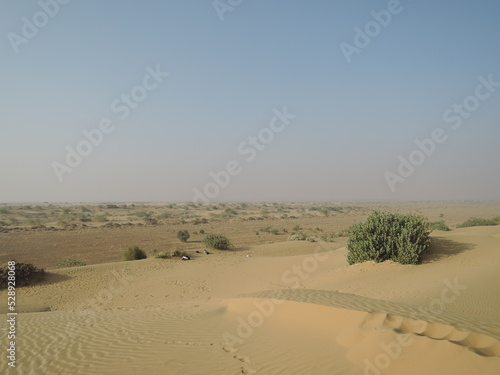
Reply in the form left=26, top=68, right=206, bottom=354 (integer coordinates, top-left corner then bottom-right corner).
left=203, top=234, right=232, bottom=250
left=144, top=217, right=158, bottom=225
left=223, top=208, right=238, bottom=216
left=152, top=249, right=189, bottom=259
left=428, top=220, right=450, bottom=231
left=320, top=232, right=336, bottom=242
left=153, top=251, right=171, bottom=259
left=9, top=218, right=20, bottom=226
left=93, top=214, right=108, bottom=222
left=157, top=212, right=173, bottom=219
left=172, top=249, right=189, bottom=257
left=1, top=262, right=45, bottom=289
left=57, top=258, right=86, bottom=267
left=288, top=232, right=308, bottom=241
left=347, top=211, right=430, bottom=265
left=177, top=230, right=190, bottom=242
left=456, top=217, right=499, bottom=228
left=124, top=246, right=147, bottom=261
left=337, top=229, right=351, bottom=237
left=130, top=210, right=149, bottom=217
left=76, top=213, right=91, bottom=222
left=261, top=226, right=280, bottom=235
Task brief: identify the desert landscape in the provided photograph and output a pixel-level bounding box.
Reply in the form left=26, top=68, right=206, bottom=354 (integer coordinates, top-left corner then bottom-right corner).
left=3, top=1, right=500, bottom=374
left=1, top=202, right=499, bottom=374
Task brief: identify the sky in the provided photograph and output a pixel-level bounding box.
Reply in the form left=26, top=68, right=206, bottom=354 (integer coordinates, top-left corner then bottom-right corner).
left=1, top=0, right=499, bottom=203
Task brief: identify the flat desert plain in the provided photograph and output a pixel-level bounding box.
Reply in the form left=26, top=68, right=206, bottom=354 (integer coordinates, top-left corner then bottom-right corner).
left=1, top=202, right=499, bottom=374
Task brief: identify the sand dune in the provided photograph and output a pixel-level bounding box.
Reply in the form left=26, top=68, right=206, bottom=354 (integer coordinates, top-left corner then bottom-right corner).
left=7, top=298, right=500, bottom=375
left=1, top=226, right=499, bottom=374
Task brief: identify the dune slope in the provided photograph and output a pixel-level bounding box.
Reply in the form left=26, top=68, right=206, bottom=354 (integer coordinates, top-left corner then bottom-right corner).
left=1, top=226, right=499, bottom=374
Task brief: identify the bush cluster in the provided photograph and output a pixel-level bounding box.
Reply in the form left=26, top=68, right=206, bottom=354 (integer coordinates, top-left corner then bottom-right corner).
left=203, top=234, right=232, bottom=250
left=1, top=262, right=45, bottom=289
left=93, top=215, right=108, bottom=222
left=456, top=217, right=499, bottom=228
left=153, top=250, right=171, bottom=259
left=428, top=220, right=450, bottom=231
left=320, top=232, right=336, bottom=242
left=288, top=233, right=308, bottom=241
left=172, top=249, right=190, bottom=258
left=177, top=230, right=190, bottom=242
left=347, top=211, right=430, bottom=265
left=124, top=246, right=147, bottom=261
left=152, top=249, right=189, bottom=259
left=260, top=226, right=280, bottom=235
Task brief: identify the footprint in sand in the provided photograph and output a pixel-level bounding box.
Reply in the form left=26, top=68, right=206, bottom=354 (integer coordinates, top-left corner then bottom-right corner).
left=221, top=345, right=257, bottom=373
left=241, top=365, right=257, bottom=374
left=234, top=355, right=251, bottom=363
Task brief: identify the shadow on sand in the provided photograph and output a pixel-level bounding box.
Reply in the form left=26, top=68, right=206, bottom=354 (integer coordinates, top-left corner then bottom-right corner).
left=423, top=237, right=476, bottom=263
left=36, top=272, right=72, bottom=287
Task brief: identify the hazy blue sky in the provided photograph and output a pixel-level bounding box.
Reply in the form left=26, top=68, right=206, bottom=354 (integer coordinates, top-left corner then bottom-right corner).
left=1, top=0, right=499, bottom=203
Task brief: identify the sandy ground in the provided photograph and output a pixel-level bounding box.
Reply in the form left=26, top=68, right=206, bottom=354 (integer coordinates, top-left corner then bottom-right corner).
left=1, top=223, right=499, bottom=375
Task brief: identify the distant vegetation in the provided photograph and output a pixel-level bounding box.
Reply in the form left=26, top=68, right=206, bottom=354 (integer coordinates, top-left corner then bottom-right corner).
left=428, top=220, right=450, bottom=231
left=0, top=202, right=367, bottom=230
left=93, top=214, right=108, bottom=222
left=2, top=203, right=499, bottom=269
left=152, top=250, right=171, bottom=259
left=152, top=249, right=189, bottom=259
left=320, top=232, right=336, bottom=242
left=156, top=212, right=173, bottom=219
left=260, top=226, right=281, bottom=235
left=347, top=211, right=430, bottom=265
left=288, top=232, right=308, bottom=241
left=177, top=230, right=190, bottom=243
left=204, top=234, right=232, bottom=250
left=456, top=217, right=500, bottom=228
left=124, top=246, right=147, bottom=261
left=172, top=249, right=190, bottom=258
left=337, top=229, right=351, bottom=237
